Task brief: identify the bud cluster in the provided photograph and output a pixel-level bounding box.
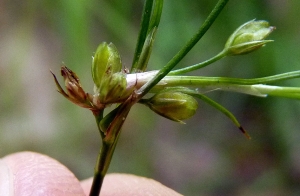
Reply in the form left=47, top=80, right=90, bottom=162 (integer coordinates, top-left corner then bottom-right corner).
left=52, top=42, right=134, bottom=111
left=92, top=42, right=132, bottom=104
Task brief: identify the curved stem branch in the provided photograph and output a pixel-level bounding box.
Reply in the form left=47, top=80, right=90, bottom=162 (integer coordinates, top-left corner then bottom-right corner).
left=169, top=50, right=227, bottom=75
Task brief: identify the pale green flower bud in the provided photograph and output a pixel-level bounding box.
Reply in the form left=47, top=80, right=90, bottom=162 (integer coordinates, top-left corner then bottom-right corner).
left=92, top=42, right=122, bottom=88
left=92, top=42, right=129, bottom=104
left=97, top=72, right=128, bottom=104
left=224, top=20, right=275, bottom=55
left=143, top=91, right=198, bottom=123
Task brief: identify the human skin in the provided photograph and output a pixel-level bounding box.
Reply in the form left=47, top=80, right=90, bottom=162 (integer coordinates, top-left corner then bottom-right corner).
left=0, top=151, right=182, bottom=196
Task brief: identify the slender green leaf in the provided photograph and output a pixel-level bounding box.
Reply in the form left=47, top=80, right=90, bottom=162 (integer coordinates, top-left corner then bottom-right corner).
left=131, top=0, right=154, bottom=73
left=148, top=0, right=164, bottom=33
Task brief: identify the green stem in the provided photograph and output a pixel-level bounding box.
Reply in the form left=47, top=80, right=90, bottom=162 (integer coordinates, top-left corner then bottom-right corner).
left=89, top=99, right=136, bottom=195
left=251, top=85, right=300, bottom=99
left=135, top=27, right=158, bottom=72
left=93, top=110, right=105, bottom=139
left=132, top=0, right=164, bottom=73
left=131, top=0, right=154, bottom=73
left=169, top=50, right=227, bottom=75
left=137, top=0, right=229, bottom=96
left=152, top=82, right=300, bottom=98
left=137, top=70, right=300, bottom=91
left=89, top=140, right=114, bottom=196
left=126, top=70, right=300, bottom=98
left=90, top=1, right=164, bottom=194
left=89, top=128, right=123, bottom=196
left=148, top=0, right=164, bottom=32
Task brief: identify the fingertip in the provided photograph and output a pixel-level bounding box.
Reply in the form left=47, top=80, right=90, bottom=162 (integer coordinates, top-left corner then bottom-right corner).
left=0, top=158, right=11, bottom=195
left=81, top=173, right=183, bottom=196
left=1, top=151, right=85, bottom=196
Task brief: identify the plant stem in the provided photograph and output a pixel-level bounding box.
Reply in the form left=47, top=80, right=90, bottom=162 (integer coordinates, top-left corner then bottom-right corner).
left=156, top=71, right=300, bottom=88
left=89, top=131, right=123, bottom=196
left=169, top=50, right=227, bottom=75
left=89, top=99, right=136, bottom=195
left=137, top=0, right=229, bottom=96
left=126, top=70, right=300, bottom=95
left=93, top=110, right=105, bottom=139
left=131, top=0, right=163, bottom=73
left=167, top=70, right=300, bottom=85
left=131, top=0, right=154, bottom=73
left=148, top=0, right=164, bottom=32
left=89, top=140, right=115, bottom=196
left=135, top=27, right=158, bottom=72
left=90, top=1, right=164, bottom=194
left=251, top=84, right=300, bottom=99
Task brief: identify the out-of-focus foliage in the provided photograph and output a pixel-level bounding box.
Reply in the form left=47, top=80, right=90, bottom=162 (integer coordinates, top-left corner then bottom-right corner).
left=1, top=0, right=300, bottom=195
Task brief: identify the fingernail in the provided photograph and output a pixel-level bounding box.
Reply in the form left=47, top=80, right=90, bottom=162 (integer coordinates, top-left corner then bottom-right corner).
left=0, top=159, right=12, bottom=195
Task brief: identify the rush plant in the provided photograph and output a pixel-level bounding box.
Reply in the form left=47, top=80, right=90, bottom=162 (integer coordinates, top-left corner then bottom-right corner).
left=51, top=0, right=300, bottom=195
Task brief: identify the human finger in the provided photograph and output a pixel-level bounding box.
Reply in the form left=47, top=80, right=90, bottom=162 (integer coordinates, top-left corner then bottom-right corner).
left=81, top=173, right=183, bottom=196
left=0, top=151, right=85, bottom=196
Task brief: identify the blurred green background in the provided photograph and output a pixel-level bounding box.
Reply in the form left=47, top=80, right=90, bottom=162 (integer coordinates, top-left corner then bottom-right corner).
left=1, top=0, right=300, bottom=195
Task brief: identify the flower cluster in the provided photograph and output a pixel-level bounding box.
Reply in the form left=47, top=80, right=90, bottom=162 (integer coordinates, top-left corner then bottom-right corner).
left=52, top=20, right=277, bottom=125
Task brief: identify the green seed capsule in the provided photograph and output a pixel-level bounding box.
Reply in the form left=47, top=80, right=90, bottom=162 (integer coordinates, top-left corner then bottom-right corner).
left=92, top=42, right=122, bottom=88
left=145, top=91, right=198, bottom=123
left=92, top=42, right=128, bottom=104
left=224, top=20, right=275, bottom=55
left=97, top=72, right=128, bottom=103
